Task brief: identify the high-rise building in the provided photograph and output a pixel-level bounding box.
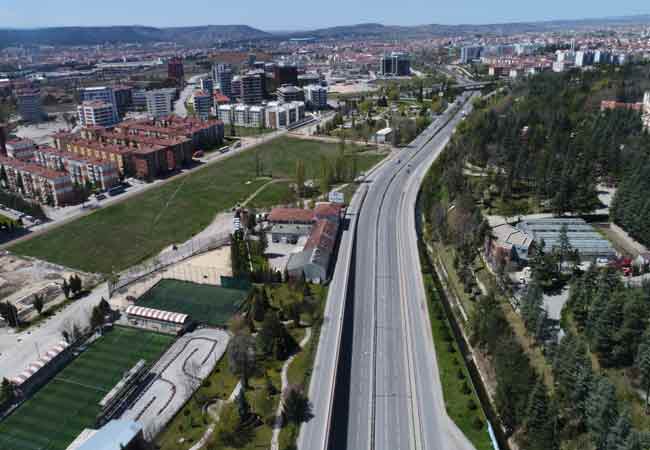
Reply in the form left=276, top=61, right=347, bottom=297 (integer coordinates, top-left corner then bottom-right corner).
left=304, top=85, right=328, bottom=110
left=273, top=65, right=298, bottom=86
left=241, top=72, right=264, bottom=105
left=200, top=78, right=214, bottom=94
left=575, top=51, right=594, bottom=67
left=78, top=86, right=119, bottom=123
left=379, top=52, right=411, bottom=76
left=17, top=89, right=44, bottom=123
left=145, top=88, right=176, bottom=119
left=193, top=91, right=213, bottom=120
left=113, top=85, right=133, bottom=115
left=459, top=46, right=483, bottom=64
left=230, top=77, right=242, bottom=100
left=168, top=57, right=185, bottom=84
left=212, top=63, right=233, bottom=99
left=77, top=101, right=120, bottom=128
left=643, top=91, right=650, bottom=131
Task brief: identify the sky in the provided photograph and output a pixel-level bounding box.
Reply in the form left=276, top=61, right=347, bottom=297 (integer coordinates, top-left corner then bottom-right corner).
left=0, top=0, right=648, bottom=30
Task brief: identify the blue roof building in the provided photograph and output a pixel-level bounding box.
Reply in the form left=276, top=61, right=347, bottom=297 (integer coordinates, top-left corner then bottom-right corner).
left=73, top=419, right=143, bottom=450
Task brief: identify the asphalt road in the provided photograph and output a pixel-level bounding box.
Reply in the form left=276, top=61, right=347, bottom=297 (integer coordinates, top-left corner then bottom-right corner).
left=326, top=93, right=479, bottom=450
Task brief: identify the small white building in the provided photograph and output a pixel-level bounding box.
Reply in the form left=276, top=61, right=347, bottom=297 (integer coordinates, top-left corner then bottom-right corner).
left=374, top=127, right=393, bottom=144
left=125, top=305, right=189, bottom=334
left=77, top=101, right=119, bottom=128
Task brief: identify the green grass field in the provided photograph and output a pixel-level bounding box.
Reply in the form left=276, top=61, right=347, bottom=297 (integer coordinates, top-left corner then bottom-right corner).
left=11, top=137, right=385, bottom=273
left=138, top=279, right=248, bottom=327
left=0, top=326, right=174, bottom=450
left=247, top=181, right=297, bottom=209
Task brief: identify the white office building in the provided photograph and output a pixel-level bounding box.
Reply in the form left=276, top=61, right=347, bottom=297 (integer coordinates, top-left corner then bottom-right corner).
left=304, top=85, right=328, bottom=110
left=265, top=101, right=306, bottom=129
left=77, top=101, right=120, bottom=128
left=217, top=103, right=266, bottom=128
left=145, top=88, right=176, bottom=119
left=78, top=86, right=119, bottom=123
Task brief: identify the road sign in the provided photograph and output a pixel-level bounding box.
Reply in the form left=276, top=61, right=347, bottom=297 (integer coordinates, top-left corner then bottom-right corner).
left=328, top=191, right=345, bottom=204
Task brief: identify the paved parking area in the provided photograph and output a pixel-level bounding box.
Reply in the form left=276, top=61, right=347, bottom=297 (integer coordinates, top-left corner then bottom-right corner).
left=265, top=235, right=308, bottom=272
left=122, top=328, right=230, bottom=437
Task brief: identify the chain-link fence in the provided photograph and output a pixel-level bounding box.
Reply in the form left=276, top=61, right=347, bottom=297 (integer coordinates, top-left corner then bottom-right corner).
left=108, top=233, right=230, bottom=297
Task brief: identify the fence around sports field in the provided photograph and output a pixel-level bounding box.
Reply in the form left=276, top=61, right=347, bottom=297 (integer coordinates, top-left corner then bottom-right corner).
left=108, top=233, right=231, bottom=297
left=136, top=278, right=249, bottom=328
left=0, top=326, right=174, bottom=450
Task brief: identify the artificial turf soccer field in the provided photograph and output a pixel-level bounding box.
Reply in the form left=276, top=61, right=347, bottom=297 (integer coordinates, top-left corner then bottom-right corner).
left=137, top=279, right=249, bottom=327
left=0, top=326, right=174, bottom=450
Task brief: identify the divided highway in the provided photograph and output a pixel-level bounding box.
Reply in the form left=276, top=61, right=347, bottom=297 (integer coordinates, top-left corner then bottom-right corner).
left=300, top=93, right=480, bottom=450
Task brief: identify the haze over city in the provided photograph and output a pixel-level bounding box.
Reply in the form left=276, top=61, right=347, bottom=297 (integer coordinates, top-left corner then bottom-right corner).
left=0, top=0, right=648, bottom=29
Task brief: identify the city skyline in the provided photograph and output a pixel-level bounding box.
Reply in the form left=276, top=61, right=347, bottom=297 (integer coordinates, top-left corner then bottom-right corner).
left=0, top=0, right=648, bottom=30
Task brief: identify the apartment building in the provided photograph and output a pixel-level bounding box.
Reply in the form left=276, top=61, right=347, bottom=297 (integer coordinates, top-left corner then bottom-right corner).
left=0, top=157, right=74, bottom=206
left=265, top=101, right=306, bottom=129
left=167, top=57, right=185, bottom=85
left=199, top=78, right=214, bottom=94
left=379, top=52, right=411, bottom=76
left=77, top=101, right=119, bottom=128
left=53, top=135, right=133, bottom=175
left=78, top=86, right=119, bottom=122
left=304, top=85, right=328, bottom=110
left=113, top=85, right=133, bottom=115
left=5, top=138, right=36, bottom=160
left=33, top=147, right=120, bottom=191
left=16, top=89, right=44, bottom=123
left=145, top=88, right=176, bottom=118
left=297, top=73, right=321, bottom=87
left=642, top=91, right=650, bottom=130
left=212, top=63, right=233, bottom=99
left=54, top=116, right=223, bottom=180
left=241, top=72, right=264, bottom=104
left=192, top=91, right=213, bottom=120
left=273, top=65, right=298, bottom=86
left=460, top=46, right=483, bottom=64
left=277, top=85, right=304, bottom=103
left=217, top=104, right=234, bottom=124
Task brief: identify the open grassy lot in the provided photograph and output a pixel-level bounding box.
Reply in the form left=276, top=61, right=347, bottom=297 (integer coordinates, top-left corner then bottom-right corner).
left=0, top=326, right=174, bottom=450
left=247, top=180, right=297, bottom=209
left=424, top=272, right=492, bottom=450
left=11, top=137, right=385, bottom=274
left=138, top=279, right=249, bottom=327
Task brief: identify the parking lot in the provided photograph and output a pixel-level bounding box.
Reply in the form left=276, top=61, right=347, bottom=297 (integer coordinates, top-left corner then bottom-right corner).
left=265, top=233, right=308, bottom=272
left=122, top=328, right=230, bottom=437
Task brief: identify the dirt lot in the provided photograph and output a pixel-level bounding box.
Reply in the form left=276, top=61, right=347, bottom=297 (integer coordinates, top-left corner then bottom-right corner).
left=0, top=251, right=101, bottom=321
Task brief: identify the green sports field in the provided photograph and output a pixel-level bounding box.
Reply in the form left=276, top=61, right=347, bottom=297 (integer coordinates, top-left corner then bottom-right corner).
left=137, top=279, right=248, bottom=327
left=0, top=326, right=174, bottom=450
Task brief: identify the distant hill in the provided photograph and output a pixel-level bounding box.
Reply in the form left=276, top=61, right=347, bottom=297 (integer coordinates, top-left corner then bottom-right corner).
left=287, top=15, right=650, bottom=40
left=1, top=14, right=650, bottom=47
left=0, top=25, right=270, bottom=47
